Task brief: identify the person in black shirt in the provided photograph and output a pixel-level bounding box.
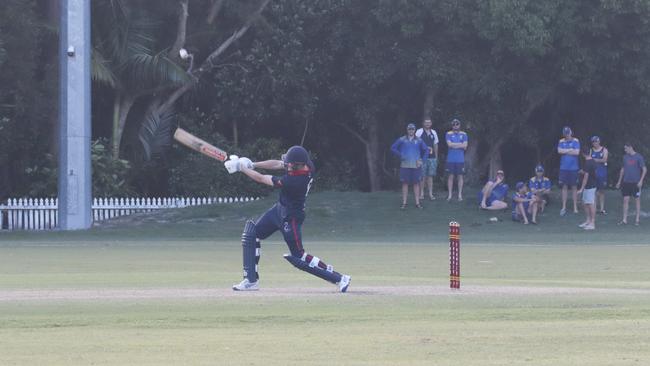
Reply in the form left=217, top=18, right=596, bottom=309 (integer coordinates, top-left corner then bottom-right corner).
left=577, top=150, right=598, bottom=230
left=225, top=146, right=351, bottom=292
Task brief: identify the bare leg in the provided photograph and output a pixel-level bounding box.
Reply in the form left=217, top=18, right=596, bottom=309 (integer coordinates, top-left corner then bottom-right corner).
left=458, top=175, right=464, bottom=201
left=419, top=179, right=425, bottom=199
left=427, top=177, right=434, bottom=198
left=402, top=183, right=408, bottom=205
left=530, top=201, right=538, bottom=223
left=598, top=191, right=605, bottom=212
left=414, top=183, right=421, bottom=205
left=589, top=204, right=596, bottom=227
left=447, top=175, right=454, bottom=200
left=561, top=185, right=568, bottom=212
left=518, top=203, right=528, bottom=224
left=635, top=197, right=641, bottom=224
left=622, top=196, right=630, bottom=223
left=572, top=186, right=579, bottom=213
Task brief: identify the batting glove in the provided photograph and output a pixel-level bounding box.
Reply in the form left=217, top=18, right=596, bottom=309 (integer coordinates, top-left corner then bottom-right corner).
left=239, top=157, right=253, bottom=170
left=224, top=155, right=240, bottom=174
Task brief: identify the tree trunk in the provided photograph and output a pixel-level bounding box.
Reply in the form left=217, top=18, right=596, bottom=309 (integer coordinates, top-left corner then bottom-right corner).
left=232, top=119, right=239, bottom=147
left=111, top=94, right=136, bottom=159
left=423, top=88, right=434, bottom=120
left=365, top=118, right=381, bottom=192
left=464, top=138, right=481, bottom=185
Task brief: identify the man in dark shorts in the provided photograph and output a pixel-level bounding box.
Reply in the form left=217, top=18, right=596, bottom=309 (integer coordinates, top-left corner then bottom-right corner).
left=445, top=119, right=468, bottom=201
left=391, top=123, right=429, bottom=209
left=615, top=143, right=647, bottom=226
left=512, top=182, right=540, bottom=225
left=225, top=146, right=351, bottom=292
left=557, top=126, right=580, bottom=216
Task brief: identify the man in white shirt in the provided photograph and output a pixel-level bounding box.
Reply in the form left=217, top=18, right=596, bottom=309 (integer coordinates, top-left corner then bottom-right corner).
left=415, top=118, right=439, bottom=200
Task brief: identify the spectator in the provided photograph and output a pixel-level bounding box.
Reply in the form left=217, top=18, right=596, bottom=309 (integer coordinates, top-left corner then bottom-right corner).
left=512, top=182, right=539, bottom=225
left=615, top=142, right=647, bottom=226
left=478, top=169, right=508, bottom=210
left=557, top=126, right=580, bottom=216
left=391, top=123, right=429, bottom=209
left=445, top=118, right=468, bottom=201
left=590, top=136, right=609, bottom=214
left=528, top=165, right=551, bottom=213
left=577, top=150, right=598, bottom=230
left=416, top=118, right=439, bottom=201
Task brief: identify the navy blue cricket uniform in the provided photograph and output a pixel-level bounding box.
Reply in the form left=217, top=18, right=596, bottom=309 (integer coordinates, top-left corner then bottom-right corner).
left=254, top=170, right=314, bottom=257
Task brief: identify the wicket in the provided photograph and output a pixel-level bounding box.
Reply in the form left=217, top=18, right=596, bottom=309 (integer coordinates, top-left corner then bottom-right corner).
left=449, top=221, right=460, bottom=289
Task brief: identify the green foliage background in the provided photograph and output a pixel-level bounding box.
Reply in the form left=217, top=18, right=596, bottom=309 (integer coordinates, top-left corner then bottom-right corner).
left=2, top=0, right=650, bottom=198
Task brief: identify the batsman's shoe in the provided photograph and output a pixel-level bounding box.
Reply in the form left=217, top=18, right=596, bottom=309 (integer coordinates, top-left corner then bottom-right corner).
left=338, top=275, right=351, bottom=293
left=232, top=278, right=259, bottom=291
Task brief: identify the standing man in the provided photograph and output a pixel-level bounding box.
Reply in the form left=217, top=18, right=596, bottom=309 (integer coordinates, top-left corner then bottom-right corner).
left=557, top=126, right=580, bottom=216
left=615, top=142, right=647, bottom=226
left=528, top=165, right=552, bottom=213
left=577, top=150, right=598, bottom=230
left=391, top=123, right=429, bottom=209
left=225, top=146, right=351, bottom=292
left=445, top=118, right=468, bottom=201
left=590, top=136, right=609, bottom=214
left=416, top=118, right=439, bottom=201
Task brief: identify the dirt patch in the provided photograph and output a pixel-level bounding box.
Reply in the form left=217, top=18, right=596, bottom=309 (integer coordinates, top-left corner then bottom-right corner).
left=1, top=285, right=649, bottom=303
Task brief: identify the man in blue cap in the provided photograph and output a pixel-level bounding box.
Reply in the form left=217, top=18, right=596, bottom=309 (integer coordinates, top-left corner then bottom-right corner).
left=391, top=123, right=429, bottom=209
left=512, top=181, right=540, bottom=224
left=529, top=165, right=552, bottom=213
left=225, top=146, right=351, bottom=292
left=557, top=126, right=580, bottom=216
left=445, top=118, right=468, bottom=201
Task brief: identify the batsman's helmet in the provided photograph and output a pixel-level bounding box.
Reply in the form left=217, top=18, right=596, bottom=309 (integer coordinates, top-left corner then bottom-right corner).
left=283, top=146, right=315, bottom=171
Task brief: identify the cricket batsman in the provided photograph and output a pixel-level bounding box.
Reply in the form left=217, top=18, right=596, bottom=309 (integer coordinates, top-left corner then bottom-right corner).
left=224, top=146, right=351, bottom=292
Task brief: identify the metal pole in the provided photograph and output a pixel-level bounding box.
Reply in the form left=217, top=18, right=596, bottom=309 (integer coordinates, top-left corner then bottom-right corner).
left=58, top=0, right=92, bottom=230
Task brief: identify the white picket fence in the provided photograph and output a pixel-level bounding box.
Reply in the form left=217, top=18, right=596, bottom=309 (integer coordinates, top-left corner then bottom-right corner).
left=0, top=197, right=258, bottom=231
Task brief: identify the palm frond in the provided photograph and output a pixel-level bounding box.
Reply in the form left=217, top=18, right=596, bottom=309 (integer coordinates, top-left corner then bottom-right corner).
left=139, top=105, right=176, bottom=161
left=91, top=48, right=117, bottom=87
left=124, top=52, right=191, bottom=89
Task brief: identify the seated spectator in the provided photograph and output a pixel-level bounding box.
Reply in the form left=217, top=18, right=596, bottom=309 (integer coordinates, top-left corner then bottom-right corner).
left=478, top=170, right=508, bottom=210
left=512, top=182, right=540, bottom=224
left=528, top=165, right=552, bottom=212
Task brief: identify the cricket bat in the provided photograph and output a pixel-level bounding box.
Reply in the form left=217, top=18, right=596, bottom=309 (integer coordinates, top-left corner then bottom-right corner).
left=173, top=128, right=228, bottom=162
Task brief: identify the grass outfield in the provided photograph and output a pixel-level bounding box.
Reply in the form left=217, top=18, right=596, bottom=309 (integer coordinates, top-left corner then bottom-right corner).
left=1, top=190, right=650, bottom=365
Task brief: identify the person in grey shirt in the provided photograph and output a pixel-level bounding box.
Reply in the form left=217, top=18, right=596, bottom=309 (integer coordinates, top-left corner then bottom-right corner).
left=615, top=142, right=647, bottom=225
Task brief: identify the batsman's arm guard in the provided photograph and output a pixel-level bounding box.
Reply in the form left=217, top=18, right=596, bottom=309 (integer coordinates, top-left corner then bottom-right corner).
left=283, top=253, right=342, bottom=284
left=241, top=221, right=261, bottom=282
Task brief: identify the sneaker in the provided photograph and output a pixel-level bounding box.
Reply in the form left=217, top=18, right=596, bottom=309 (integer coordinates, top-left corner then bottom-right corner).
left=232, top=278, right=259, bottom=291
left=583, top=225, right=595, bottom=231
left=598, top=210, right=608, bottom=215
left=560, top=208, right=567, bottom=216
left=578, top=222, right=589, bottom=228
left=400, top=203, right=407, bottom=210
left=415, top=203, right=423, bottom=209
left=429, top=195, right=436, bottom=201
left=338, top=275, right=351, bottom=293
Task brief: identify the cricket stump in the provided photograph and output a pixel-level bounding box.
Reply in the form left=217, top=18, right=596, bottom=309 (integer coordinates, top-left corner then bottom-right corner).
left=449, top=221, right=460, bottom=289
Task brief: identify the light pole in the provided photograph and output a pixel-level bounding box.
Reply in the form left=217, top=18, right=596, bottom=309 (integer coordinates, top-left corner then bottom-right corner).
left=58, top=0, right=92, bottom=230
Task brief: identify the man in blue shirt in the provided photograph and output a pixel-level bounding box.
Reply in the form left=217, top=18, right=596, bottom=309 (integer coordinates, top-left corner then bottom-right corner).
left=512, top=182, right=540, bottom=224
left=529, top=165, right=552, bottom=213
left=557, top=126, right=580, bottom=216
left=478, top=169, right=508, bottom=211
left=615, top=142, right=647, bottom=225
left=225, top=146, right=351, bottom=292
left=391, top=123, right=429, bottom=209
left=445, top=118, right=468, bottom=201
